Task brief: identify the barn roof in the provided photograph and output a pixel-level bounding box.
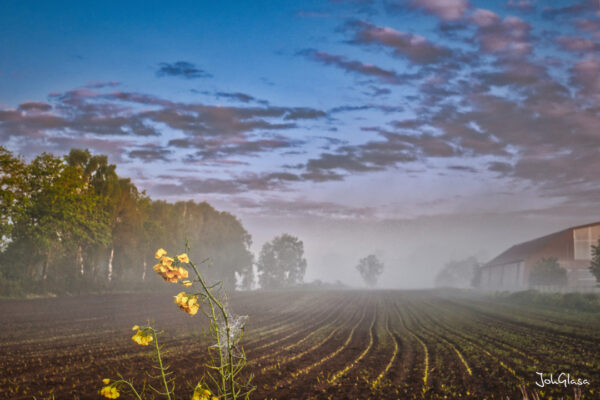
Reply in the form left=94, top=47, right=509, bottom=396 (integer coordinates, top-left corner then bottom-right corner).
left=484, top=221, right=600, bottom=268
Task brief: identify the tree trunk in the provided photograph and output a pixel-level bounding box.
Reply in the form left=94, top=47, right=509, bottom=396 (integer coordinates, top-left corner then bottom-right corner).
left=42, top=251, right=50, bottom=280
left=142, top=255, right=147, bottom=281
left=108, top=247, right=114, bottom=282
left=77, top=245, right=84, bottom=275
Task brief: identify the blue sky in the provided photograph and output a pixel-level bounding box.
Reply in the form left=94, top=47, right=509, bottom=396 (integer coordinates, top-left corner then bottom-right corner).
left=2, top=0, right=600, bottom=286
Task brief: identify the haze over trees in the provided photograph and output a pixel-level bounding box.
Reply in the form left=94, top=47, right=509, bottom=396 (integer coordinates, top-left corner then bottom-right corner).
left=256, top=233, right=307, bottom=289
left=529, top=257, right=567, bottom=287
left=0, top=147, right=253, bottom=295
left=589, top=240, right=600, bottom=284
left=356, top=254, right=384, bottom=287
left=434, top=257, right=480, bottom=288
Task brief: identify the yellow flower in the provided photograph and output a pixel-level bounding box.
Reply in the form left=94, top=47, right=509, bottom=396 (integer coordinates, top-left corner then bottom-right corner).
left=177, top=253, right=190, bottom=263
left=102, top=378, right=110, bottom=385
left=192, top=386, right=213, bottom=400
left=182, top=280, right=193, bottom=287
left=155, top=248, right=167, bottom=259
left=100, top=385, right=120, bottom=399
left=131, top=325, right=139, bottom=331
left=132, top=329, right=153, bottom=346
left=160, top=256, right=174, bottom=267
left=174, top=292, right=200, bottom=315
left=153, top=260, right=188, bottom=283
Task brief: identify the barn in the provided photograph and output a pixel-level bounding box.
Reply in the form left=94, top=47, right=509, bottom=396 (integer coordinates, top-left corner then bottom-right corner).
left=480, top=221, right=600, bottom=290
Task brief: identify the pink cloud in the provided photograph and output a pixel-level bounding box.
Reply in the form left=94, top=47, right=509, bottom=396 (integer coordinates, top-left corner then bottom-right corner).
left=557, top=36, right=600, bottom=52
left=411, top=0, right=470, bottom=21
left=349, top=21, right=451, bottom=64
left=571, top=56, right=600, bottom=95
left=472, top=11, right=533, bottom=57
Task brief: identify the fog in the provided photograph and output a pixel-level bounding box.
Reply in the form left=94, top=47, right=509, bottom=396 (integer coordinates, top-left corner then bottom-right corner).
left=243, top=212, right=599, bottom=289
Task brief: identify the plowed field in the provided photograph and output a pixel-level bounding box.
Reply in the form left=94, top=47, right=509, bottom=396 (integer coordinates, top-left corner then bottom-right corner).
left=1, top=290, right=598, bottom=399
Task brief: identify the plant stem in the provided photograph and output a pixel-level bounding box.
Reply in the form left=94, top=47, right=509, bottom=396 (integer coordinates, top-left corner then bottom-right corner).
left=115, top=380, right=143, bottom=400
left=152, top=329, right=172, bottom=400
left=189, top=261, right=237, bottom=399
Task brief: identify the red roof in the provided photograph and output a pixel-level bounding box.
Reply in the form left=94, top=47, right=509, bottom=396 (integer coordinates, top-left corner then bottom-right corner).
left=484, top=221, right=600, bottom=268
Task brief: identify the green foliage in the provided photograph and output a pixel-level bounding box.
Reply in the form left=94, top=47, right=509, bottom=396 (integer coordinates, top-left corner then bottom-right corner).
left=590, top=240, right=600, bottom=284
left=0, top=148, right=254, bottom=296
left=0, top=146, right=28, bottom=245
left=356, top=254, right=384, bottom=287
left=501, top=290, right=600, bottom=312
left=256, top=233, right=306, bottom=289
left=529, top=257, right=567, bottom=287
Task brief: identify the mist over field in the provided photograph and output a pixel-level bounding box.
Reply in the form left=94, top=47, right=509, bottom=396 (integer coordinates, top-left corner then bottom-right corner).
left=243, top=212, right=597, bottom=288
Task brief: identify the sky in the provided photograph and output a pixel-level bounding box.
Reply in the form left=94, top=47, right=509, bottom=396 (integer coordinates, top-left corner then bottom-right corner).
left=1, top=0, right=600, bottom=288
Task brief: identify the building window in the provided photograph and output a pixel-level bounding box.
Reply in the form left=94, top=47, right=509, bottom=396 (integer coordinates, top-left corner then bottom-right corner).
left=573, top=226, right=600, bottom=260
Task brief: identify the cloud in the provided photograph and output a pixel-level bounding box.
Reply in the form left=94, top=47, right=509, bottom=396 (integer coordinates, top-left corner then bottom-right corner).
left=506, top=0, right=536, bottom=13
left=541, top=0, right=597, bottom=19
left=184, top=135, right=305, bottom=161
left=570, top=56, right=600, bottom=96
left=575, top=18, right=600, bottom=34
left=406, top=0, right=470, bottom=21
left=299, top=128, right=460, bottom=181
left=346, top=21, right=452, bottom=64
left=471, top=10, right=533, bottom=57
left=213, top=92, right=266, bottom=104
left=0, top=86, right=327, bottom=164
left=17, top=102, right=52, bottom=112
left=448, top=165, right=477, bottom=173
left=556, top=36, right=600, bottom=52
left=128, top=145, right=171, bottom=162
left=232, top=196, right=377, bottom=219
left=149, top=171, right=299, bottom=195
left=300, top=49, right=409, bottom=84
left=488, top=161, right=513, bottom=173
left=85, top=81, right=121, bottom=89
left=156, top=61, right=212, bottom=79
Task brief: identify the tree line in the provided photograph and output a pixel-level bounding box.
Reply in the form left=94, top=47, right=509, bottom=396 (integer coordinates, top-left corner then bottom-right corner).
left=0, top=147, right=254, bottom=296
left=0, top=145, right=391, bottom=296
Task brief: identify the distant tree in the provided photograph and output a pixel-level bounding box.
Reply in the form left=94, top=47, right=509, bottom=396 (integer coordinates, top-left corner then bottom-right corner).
left=590, top=240, right=600, bottom=284
left=356, top=254, right=384, bottom=287
left=529, top=257, right=567, bottom=287
left=257, top=234, right=306, bottom=289
left=435, top=257, right=480, bottom=288
left=471, top=265, right=483, bottom=288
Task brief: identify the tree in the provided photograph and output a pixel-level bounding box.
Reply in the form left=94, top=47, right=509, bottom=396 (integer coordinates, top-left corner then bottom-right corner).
left=471, top=265, right=483, bottom=288
left=590, top=240, right=600, bottom=284
left=356, top=254, right=384, bottom=287
left=0, top=147, right=256, bottom=296
left=0, top=147, right=28, bottom=246
left=434, top=257, right=480, bottom=288
left=257, top=234, right=306, bottom=289
left=529, top=257, right=567, bottom=287
left=5, top=153, right=109, bottom=285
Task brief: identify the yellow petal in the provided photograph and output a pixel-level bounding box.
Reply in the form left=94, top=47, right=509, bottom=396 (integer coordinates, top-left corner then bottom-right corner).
left=177, top=253, right=190, bottom=263
left=155, top=248, right=167, bottom=259
left=182, top=280, right=193, bottom=287
left=102, top=378, right=110, bottom=385
left=160, top=256, right=174, bottom=266
left=131, top=325, right=140, bottom=331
